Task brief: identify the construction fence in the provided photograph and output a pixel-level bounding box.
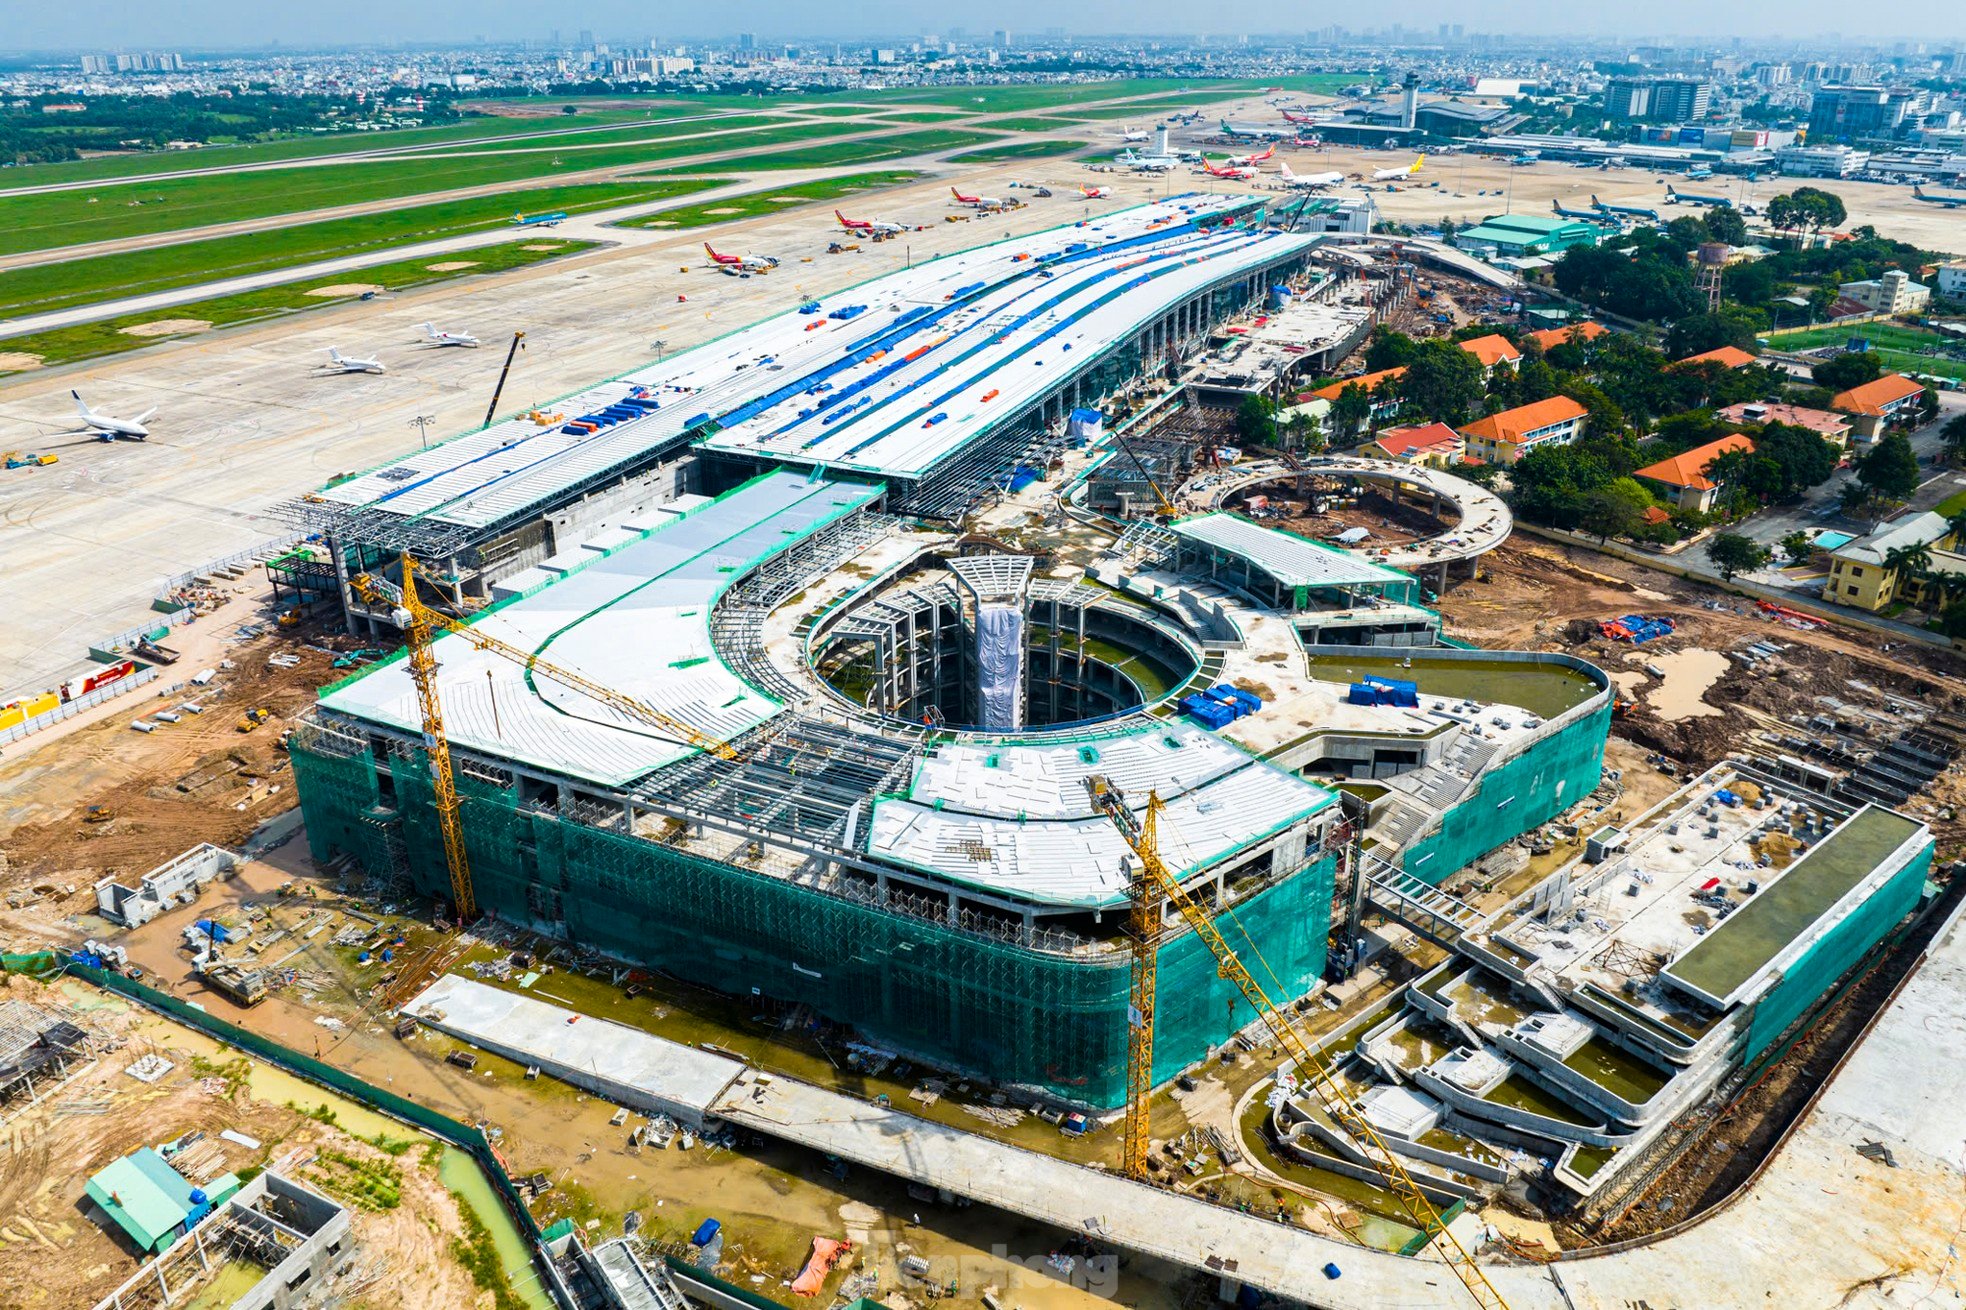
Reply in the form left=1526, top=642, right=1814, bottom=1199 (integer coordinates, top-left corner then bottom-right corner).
left=291, top=732, right=1335, bottom=1108
left=59, top=960, right=578, bottom=1309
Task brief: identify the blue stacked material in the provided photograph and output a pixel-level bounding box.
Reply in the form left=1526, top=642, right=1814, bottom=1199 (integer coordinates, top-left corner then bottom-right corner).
left=1348, top=677, right=1419, bottom=708
left=798, top=301, right=822, bottom=315
left=690, top=1218, right=721, bottom=1246
left=828, top=305, right=866, bottom=321
left=1715, top=789, right=1740, bottom=806
left=1602, top=614, right=1677, bottom=644
left=1180, top=694, right=1236, bottom=729
left=1213, top=685, right=1262, bottom=717
left=1006, top=464, right=1040, bottom=492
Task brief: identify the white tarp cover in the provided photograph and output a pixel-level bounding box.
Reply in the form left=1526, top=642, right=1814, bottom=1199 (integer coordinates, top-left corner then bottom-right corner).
left=975, top=603, right=1025, bottom=731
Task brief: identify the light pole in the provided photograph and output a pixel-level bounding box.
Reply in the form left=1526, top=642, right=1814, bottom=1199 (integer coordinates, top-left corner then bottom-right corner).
left=651, top=339, right=668, bottom=364
left=410, top=414, right=434, bottom=449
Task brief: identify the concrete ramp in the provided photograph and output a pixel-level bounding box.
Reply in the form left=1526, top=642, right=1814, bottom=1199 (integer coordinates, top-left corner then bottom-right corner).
left=407, top=975, right=742, bottom=1127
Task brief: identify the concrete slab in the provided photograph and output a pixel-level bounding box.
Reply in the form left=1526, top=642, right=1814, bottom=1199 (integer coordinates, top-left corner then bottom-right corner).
left=407, top=974, right=742, bottom=1127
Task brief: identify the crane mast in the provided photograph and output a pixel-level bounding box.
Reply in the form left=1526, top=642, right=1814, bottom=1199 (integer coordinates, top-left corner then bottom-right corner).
left=397, top=558, right=477, bottom=920
left=1088, top=782, right=1510, bottom=1310
left=347, top=553, right=746, bottom=925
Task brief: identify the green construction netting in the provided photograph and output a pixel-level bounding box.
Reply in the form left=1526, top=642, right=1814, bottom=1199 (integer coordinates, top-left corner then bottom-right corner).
left=1400, top=703, right=1612, bottom=886
left=1743, top=841, right=1931, bottom=1063
left=293, top=734, right=1332, bottom=1108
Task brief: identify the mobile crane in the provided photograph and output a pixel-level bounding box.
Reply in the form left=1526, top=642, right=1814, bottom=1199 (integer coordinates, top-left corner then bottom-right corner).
left=349, top=555, right=740, bottom=919
left=1087, top=778, right=1509, bottom=1310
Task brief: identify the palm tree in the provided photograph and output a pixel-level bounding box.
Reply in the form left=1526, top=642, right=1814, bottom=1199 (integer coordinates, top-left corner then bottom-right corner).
left=1884, top=542, right=1936, bottom=604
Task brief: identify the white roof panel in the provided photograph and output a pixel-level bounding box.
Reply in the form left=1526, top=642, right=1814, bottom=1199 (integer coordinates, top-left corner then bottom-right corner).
left=1172, top=512, right=1415, bottom=590
left=321, top=471, right=883, bottom=787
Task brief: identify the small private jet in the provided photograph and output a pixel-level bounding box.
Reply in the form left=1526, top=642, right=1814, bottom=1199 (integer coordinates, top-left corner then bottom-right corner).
left=68, top=390, right=155, bottom=441
left=321, top=347, right=386, bottom=374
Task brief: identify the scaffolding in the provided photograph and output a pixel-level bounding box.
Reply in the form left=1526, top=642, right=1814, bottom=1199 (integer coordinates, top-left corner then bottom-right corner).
left=291, top=724, right=1338, bottom=1107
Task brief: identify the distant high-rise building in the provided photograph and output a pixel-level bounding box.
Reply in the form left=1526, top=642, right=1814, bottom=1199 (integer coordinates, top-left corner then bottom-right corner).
left=1604, top=75, right=1709, bottom=122
left=79, top=54, right=108, bottom=74
left=993, top=29, right=1011, bottom=49
left=578, top=29, right=593, bottom=47
left=738, top=32, right=756, bottom=51
left=1809, top=85, right=1909, bottom=139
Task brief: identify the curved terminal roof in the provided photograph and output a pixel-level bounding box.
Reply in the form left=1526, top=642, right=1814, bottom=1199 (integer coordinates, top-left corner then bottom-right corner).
left=866, top=723, right=1336, bottom=908
left=1170, top=511, right=1417, bottom=591
left=321, top=471, right=883, bottom=787
left=303, top=195, right=1310, bottom=538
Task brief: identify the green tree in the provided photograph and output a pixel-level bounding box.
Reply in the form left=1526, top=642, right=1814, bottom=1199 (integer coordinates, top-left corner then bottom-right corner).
left=1780, top=530, right=1816, bottom=563
left=1706, top=532, right=1769, bottom=580
left=1666, top=310, right=1760, bottom=360
left=1857, top=432, right=1921, bottom=501
left=1562, top=380, right=1627, bottom=437
left=1395, top=339, right=1487, bottom=426
left=1364, top=328, right=1419, bottom=371
left=1583, top=477, right=1654, bottom=543
left=1328, top=383, right=1373, bottom=438
left=1812, top=350, right=1884, bottom=391
left=1941, top=413, right=1966, bottom=465
left=1703, top=207, right=1749, bottom=246
left=1516, top=357, right=1560, bottom=404
left=1749, top=422, right=1840, bottom=499
left=1236, top=393, right=1278, bottom=447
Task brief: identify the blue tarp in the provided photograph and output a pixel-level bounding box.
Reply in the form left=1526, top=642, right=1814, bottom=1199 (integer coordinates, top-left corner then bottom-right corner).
left=691, top=1219, right=722, bottom=1246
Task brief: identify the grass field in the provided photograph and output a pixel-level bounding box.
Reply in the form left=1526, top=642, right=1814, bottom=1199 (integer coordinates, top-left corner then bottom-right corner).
left=716, top=130, right=1003, bottom=171
left=0, top=121, right=862, bottom=256
left=0, top=239, right=594, bottom=373
left=945, top=140, right=1090, bottom=163
left=984, top=116, right=1092, bottom=131
left=1771, top=323, right=1966, bottom=380
left=0, top=180, right=717, bottom=321
left=617, top=172, right=921, bottom=231
left=404, top=113, right=793, bottom=157
left=0, top=105, right=732, bottom=188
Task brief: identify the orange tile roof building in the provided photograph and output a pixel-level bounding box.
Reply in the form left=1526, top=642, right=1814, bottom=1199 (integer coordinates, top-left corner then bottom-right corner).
left=1524, top=321, right=1609, bottom=352
left=1830, top=373, right=1926, bottom=441
left=1359, top=422, right=1465, bottom=467
left=1458, top=334, right=1523, bottom=374
left=1631, top=433, right=1757, bottom=512
left=1673, top=345, right=1759, bottom=370
left=1458, top=396, right=1590, bottom=464
left=1306, top=366, right=1407, bottom=433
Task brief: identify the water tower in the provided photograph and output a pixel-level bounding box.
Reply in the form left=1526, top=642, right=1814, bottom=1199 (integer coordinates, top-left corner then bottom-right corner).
left=1695, top=242, right=1729, bottom=311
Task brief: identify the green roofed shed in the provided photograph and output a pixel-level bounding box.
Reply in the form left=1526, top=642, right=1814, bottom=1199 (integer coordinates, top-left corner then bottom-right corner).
left=85, top=1147, right=194, bottom=1253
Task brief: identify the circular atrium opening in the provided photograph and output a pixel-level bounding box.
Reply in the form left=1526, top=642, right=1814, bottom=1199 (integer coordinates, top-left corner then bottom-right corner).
left=810, top=556, right=1200, bottom=732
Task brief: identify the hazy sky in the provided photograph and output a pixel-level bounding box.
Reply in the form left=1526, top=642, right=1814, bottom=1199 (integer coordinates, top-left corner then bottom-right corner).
left=7, top=0, right=1964, bottom=50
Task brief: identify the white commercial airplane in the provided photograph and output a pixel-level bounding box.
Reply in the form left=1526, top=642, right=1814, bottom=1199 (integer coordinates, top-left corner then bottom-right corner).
left=1279, top=162, right=1344, bottom=190
left=1225, top=145, right=1277, bottom=168
left=835, top=209, right=903, bottom=237
left=69, top=390, right=154, bottom=441
left=419, top=323, right=480, bottom=348
left=703, top=243, right=779, bottom=273
left=321, top=347, right=386, bottom=374
left=949, top=186, right=1011, bottom=211
left=1115, top=149, right=1179, bottom=173
left=1079, top=184, right=1113, bottom=199
left=1371, top=155, right=1426, bottom=182
left=1115, top=127, right=1149, bottom=142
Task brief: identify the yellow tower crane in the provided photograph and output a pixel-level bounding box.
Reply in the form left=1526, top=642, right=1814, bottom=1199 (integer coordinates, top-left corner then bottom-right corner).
left=349, top=555, right=741, bottom=919
left=1086, top=779, right=1511, bottom=1310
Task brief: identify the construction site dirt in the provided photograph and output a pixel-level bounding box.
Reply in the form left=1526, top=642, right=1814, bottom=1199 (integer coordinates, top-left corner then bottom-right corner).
left=1437, top=537, right=1966, bottom=849
left=0, top=976, right=490, bottom=1310
left=0, top=606, right=371, bottom=916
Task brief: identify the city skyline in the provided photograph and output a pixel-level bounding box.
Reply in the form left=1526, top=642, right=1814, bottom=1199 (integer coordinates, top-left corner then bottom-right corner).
left=4, top=0, right=1965, bottom=51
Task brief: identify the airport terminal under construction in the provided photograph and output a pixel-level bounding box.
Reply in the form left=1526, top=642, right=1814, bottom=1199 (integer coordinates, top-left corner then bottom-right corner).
left=251, top=194, right=1943, bottom=1245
